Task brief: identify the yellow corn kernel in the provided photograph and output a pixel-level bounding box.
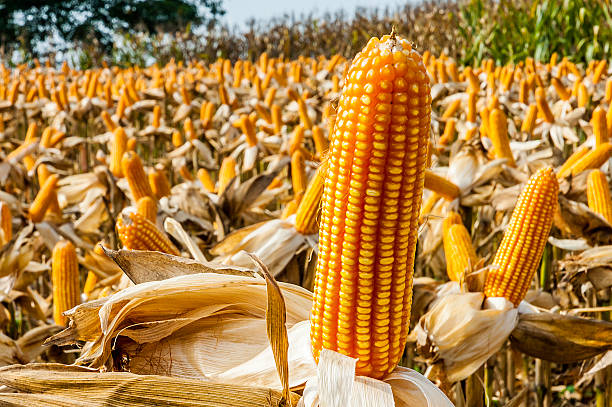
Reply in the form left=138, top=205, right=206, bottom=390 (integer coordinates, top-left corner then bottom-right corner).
left=484, top=167, right=558, bottom=306
left=489, top=108, right=516, bottom=167
left=122, top=151, right=154, bottom=201
left=52, top=240, right=81, bottom=326
left=311, top=32, right=431, bottom=379
left=116, top=208, right=180, bottom=255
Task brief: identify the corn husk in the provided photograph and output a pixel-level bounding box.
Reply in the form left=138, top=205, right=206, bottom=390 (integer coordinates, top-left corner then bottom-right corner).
left=415, top=292, right=518, bottom=382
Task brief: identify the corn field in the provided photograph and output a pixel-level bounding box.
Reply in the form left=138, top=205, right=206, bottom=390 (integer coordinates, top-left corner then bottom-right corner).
left=0, top=26, right=610, bottom=407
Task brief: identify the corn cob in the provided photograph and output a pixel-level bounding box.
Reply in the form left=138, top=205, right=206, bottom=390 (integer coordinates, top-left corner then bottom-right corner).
left=136, top=196, right=158, bottom=223
left=291, top=150, right=307, bottom=201
left=312, top=125, right=328, bottom=157
left=29, top=174, right=59, bottom=223
left=310, top=32, right=431, bottom=379
left=442, top=99, right=461, bottom=119
left=52, top=240, right=81, bottom=326
left=289, top=125, right=305, bottom=155
left=271, top=104, right=283, bottom=134
left=0, top=202, right=11, bottom=245
left=570, top=143, right=612, bottom=176
left=152, top=105, right=161, bottom=128
left=442, top=211, right=462, bottom=235
left=424, top=170, right=460, bottom=201
left=439, top=118, right=456, bottom=146
left=83, top=270, right=98, bottom=299
left=484, top=167, right=558, bottom=306
left=197, top=168, right=216, bottom=193
left=148, top=168, right=172, bottom=199
left=297, top=97, right=313, bottom=130
left=587, top=169, right=612, bottom=224
left=551, top=77, right=570, bottom=101
left=264, top=88, right=277, bottom=107
left=443, top=223, right=478, bottom=282
left=122, top=151, right=154, bottom=201
left=577, top=82, right=589, bottom=107
left=116, top=208, right=180, bottom=255
left=295, top=163, right=326, bottom=235
left=489, top=108, right=516, bottom=167
left=521, top=103, right=537, bottom=135
left=518, top=79, right=529, bottom=104
left=556, top=144, right=589, bottom=178
left=592, top=106, right=608, bottom=147
left=218, top=156, right=237, bottom=194
left=101, top=110, right=117, bottom=132
left=592, top=60, right=607, bottom=84
left=467, top=90, right=477, bottom=123
left=281, top=198, right=299, bottom=219
left=109, top=127, right=127, bottom=178
left=536, top=87, right=554, bottom=123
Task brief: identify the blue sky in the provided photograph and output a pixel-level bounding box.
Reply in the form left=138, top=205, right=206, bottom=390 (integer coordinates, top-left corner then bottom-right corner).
left=222, top=0, right=407, bottom=28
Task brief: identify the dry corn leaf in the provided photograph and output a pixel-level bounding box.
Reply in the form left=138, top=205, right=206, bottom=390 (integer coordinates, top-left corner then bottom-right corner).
left=510, top=313, right=612, bottom=363
left=559, top=245, right=612, bottom=290
left=415, top=293, right=517, bottom=382
left=0, top=363, right=300, bottom=406
left=102, top=248, right=255, bottom=284
left=47, top=270, right=315, bottom=389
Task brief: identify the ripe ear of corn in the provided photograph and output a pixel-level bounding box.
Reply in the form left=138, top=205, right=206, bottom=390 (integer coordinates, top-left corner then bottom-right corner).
left=218, top=156, right=237, bottom=194
left=592, top=106, right=608, bottom=147
left=424, top=170, right=460, bottom=201
left=521, top=104, right=537, bottom=135
left=556, top=144, right=589, bottom=178
left=587, top=169, right=612, bottom=224
left=109, top=127, right=127, bottom=178
left=197, top=168, right=216, bottom=193
left=488, top=108, right=516, bottom=167
left=0, top=202, right=11, bottom=245
left=52, top=240, right=81, bottom=326
left=122, top=151, right=154, bottom=201
left=148, top=169, right=172, bottom=199
left=295, top=162, right=326, bottom=235
left=535, top=87, right=554, bottom=123
left=291, top=150, right=307, bottom=201
left=310, top=32, right=431, bottom=379
left=443, top=223, right=479, bottom=282
left=29, top=174, right=59, bottom=223
left=136, top=196, right=157, bottom=223
left=570, top=143, right=612, bottom=176
left=484, top=167, right=558, bottom=306
left=83, top=270, right=98, bottom=298
left=116, top=209, right=180, bottom=255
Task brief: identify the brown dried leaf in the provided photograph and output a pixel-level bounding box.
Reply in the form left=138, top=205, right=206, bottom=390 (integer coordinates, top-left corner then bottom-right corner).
left=0, top=363, right=299, bottom=406
left=102, top=248, right=256, bottom=284
left=510, top=313, right=612, bottom=363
